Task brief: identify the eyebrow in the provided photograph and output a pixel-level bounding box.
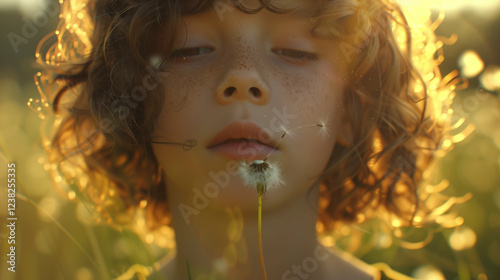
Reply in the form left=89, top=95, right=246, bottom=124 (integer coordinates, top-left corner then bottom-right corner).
left=228, top=1, right=319, bottom=19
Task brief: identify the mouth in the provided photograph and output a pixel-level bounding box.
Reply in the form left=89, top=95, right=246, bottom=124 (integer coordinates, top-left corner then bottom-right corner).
left=206, top=122, right=279, bottom=162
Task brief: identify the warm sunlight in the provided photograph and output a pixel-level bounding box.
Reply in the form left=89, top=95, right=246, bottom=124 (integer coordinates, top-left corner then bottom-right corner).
left=401, top=0, right=500, bottom=14
left=1, top=0, right=499, bottom=279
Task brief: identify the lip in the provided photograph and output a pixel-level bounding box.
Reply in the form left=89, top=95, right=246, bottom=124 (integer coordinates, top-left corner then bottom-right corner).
left=206, top=122, right=279, bottom=161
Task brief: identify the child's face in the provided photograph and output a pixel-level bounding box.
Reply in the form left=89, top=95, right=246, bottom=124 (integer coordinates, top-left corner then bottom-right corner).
left=152, top=0, right=347, bottom=211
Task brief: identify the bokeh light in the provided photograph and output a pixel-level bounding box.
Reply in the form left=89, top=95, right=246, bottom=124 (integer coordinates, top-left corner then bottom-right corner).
left=375, top=232, right=393, bottom=249
left=37, top=195, right=61, bottom=221
left=76, top=201, right=97, bottom=225
left=458, top=50, right=484, bottom=78
left=75, top=267, right=93, bottom=280
left=477, top=273, right=488, bottom=280
left=448, top=227, right=477, bottom=251
left=480, top=65, right=500, bottom=91
left=413, top=265, right=446, bottom=280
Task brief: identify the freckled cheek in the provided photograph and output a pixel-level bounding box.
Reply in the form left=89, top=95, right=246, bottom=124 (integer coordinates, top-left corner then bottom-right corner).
left=275, top=73, right=340, bottom=123
left=274, top=71, right=341, bottom=170
left=153, top=66, right=221, bottom=140
left=180, top=65, right=219, bottom=99
left=271, top=71, right=310, bottom=107
left=290, top=103, right=338, bottom=180
left=160, top=63, right=220, bottom=110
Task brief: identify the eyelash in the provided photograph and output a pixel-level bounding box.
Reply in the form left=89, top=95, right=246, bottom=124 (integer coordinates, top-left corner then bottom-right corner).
left=170, top=47, right=318, bottom=62
left=170, top=47, right=214, bottom=59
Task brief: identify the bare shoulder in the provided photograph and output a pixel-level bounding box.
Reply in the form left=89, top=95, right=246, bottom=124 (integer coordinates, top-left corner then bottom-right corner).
left=320, top=246, right=379, bottom=280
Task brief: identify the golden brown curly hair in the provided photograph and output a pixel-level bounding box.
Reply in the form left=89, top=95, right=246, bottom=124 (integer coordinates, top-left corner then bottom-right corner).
left=36, top=0, right=457, bottom=232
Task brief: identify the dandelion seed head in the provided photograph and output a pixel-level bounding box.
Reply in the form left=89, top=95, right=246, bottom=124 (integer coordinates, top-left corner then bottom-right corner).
left=238, top=160, right=284, bottom=193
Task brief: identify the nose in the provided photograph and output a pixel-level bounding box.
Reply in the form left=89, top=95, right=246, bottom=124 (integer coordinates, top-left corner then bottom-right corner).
left=215, top=63, right=270, bottom=105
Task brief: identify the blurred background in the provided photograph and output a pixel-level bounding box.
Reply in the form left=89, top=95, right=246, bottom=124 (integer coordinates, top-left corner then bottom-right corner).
left=0, top=0, right=499, bottom=279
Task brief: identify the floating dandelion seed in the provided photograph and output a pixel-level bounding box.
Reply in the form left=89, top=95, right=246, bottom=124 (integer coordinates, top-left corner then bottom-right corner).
left=263, top=119, right=332, bottom=162
left=317, top=113, right=332, bottom=141
left=279, top=124, right=297, bottom=139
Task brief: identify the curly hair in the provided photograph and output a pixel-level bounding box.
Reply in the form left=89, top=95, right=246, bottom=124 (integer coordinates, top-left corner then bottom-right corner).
left=36, top=0, right=457, bottom=232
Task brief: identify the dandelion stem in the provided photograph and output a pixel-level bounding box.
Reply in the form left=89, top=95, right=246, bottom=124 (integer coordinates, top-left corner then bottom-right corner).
left=257, top=184, right=268, bottom=280
left=186, top=260, right=193, bottom=280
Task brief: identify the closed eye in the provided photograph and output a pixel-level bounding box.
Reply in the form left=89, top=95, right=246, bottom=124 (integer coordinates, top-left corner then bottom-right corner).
left=170, top=47, right=214, bottom=59
left=272, top=48, right=318, bottom=62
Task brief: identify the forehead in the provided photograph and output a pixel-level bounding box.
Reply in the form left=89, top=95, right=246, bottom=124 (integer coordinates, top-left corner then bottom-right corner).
left=234, top=0, right=322, bottom=9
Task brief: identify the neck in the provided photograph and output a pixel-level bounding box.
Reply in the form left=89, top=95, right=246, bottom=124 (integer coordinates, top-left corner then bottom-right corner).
left=165, top=185, right=320, bottom=280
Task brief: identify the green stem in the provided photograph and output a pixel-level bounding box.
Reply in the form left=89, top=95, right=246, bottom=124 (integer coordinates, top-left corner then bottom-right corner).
left=258, top=187, right=268, bottom=280
left=186, top=260, right=193, bottom=280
